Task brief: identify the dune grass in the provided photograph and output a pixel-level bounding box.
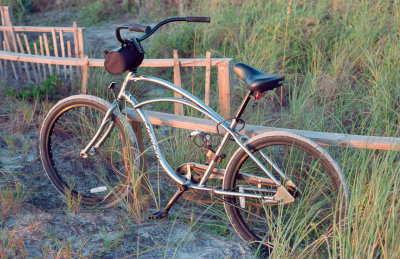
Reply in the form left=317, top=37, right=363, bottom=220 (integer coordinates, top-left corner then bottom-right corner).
left=1, top=0, right=399, bottom=257
left=144, top=0, right=400, bottom=257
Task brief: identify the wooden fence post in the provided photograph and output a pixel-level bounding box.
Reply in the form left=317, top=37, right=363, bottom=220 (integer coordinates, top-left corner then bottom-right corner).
left=73, top=21, right=80, bottom=76
left=81, top=55, right=89, bottom=94
left=33, top=42, right=43, bottom=81
left=39, top=35, right=47, bottom=78
left=3, top=37, right=18, bottom=80
left=0, top=41, right=3, bottom=74
left=1, top=6, right=19, bottom=80
left=1, top=6, right=13, bottom=26
left=204, top=51, right=211, bottom=106
left=77, top=27, right=84, bottom=58
left=9, top=24, right=24, bottom=77
left=218, top=59, right=233, bottom=118
left=130, top=121, right=146, bottom=174
left=59, top=30, right=67, bottom=80
left=23, top=33, right=39, bottom=82
left=173, top=50, right=184, bottom=115
left=16, top=33, right=32, bottom=82
left=51, top=28, right=60, bottom=75
left=67, top=41, right=73, bottom=80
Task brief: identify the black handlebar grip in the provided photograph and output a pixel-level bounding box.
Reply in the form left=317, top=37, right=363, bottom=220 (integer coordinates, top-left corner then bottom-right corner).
left=116, top=24, right=152, bottom=44
left=127, top=24, right=152, bottom=33
left=186, top=17, right=211, bottom=23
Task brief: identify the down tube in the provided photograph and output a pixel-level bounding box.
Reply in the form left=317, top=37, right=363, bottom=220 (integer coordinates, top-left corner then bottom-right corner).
left=123, top=92, right=191, bottom=186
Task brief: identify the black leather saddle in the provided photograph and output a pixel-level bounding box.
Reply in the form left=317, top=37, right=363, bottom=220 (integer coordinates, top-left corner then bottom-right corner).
left=233, top=63, right=284, bottom=92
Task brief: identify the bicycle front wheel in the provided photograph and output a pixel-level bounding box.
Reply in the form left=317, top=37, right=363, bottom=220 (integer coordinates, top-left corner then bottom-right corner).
left=39, top=95, right=140, bottom=206
left=223, top=131, right=349, bottom=256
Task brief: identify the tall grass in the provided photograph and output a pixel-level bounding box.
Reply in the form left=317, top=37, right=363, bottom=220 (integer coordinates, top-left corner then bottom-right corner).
left=149, top=0, right=400, bottom=133
left=145, top=0, right=400, bottom=257
left=51, top=1, right=399, bottom=256
left=1, top=0, right=399, bottom=257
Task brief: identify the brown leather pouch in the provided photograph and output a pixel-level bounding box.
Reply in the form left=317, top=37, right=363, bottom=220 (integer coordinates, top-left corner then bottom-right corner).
left=104, top=43, right=144, bottom=75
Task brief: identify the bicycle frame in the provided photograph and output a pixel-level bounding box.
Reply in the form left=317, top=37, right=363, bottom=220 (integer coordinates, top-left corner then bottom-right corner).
left=81, top=72, right=296, bottom=204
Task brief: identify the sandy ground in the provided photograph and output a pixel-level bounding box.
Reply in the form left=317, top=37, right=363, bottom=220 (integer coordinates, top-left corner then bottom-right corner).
left=0, top=98, right=253, bottom=258
left=0, top=8, right=254, bottom=258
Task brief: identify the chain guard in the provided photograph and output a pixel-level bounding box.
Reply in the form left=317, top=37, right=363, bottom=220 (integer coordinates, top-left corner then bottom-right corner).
left=176, top=163, right=291, bottom=205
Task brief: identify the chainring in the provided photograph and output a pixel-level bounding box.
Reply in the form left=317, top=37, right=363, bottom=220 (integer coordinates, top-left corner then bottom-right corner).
left=177, top=163, right=223, bottom=204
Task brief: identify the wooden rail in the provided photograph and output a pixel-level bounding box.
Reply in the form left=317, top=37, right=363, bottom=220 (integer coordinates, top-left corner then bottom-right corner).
left=1, top=51, right=399, bottom=152
left=125, top=109, right=400, bottom=151
left=0, top=51, right=233, bottom=67
left=0, top=51, right=234, bottom=118
left=0, top=6, right=84, bottom=86
left=1, top=6, right=399, bottom=151
left=0, top=6, right=234, bottom=117
left=0, top=25, right=83, bottom=33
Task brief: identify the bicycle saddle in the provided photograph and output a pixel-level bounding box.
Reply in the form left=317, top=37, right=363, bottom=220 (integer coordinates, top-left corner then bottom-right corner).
left=234, top=63, right=284, bottom=92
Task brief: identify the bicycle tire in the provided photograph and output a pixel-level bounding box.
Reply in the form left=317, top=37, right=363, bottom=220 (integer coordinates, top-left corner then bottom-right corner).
left=223, top=131, right=349, bottom=256
left=39, top=95, right=141, bottom=206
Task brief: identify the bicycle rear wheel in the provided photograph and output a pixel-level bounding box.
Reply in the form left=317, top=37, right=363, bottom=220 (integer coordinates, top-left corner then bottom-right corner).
left=39, top=95, right=140, bottom=206
left=223, top=131, right=349, bottom=256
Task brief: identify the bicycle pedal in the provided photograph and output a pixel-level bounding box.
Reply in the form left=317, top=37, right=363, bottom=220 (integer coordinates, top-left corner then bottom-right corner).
left=149, top=210, right=168, bottom=220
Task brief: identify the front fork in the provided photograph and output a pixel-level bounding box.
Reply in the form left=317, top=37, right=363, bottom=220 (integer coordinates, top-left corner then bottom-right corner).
left=81, top=73, right=134, bottom=158
left=79, top=100, right=119, bottom=158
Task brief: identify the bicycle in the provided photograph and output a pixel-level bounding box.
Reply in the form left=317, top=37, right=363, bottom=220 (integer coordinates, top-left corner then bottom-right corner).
left=39, top=16, right=349, bottom=253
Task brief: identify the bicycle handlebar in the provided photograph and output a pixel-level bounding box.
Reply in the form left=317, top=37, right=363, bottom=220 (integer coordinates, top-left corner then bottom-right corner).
left=115, top=16, right=211, bottom=44
left=116, top=24, right=152, bottom=44
left=186, top=17, right=211, bottom=23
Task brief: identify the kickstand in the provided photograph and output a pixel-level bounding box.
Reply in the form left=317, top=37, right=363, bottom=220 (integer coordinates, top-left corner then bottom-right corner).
left=149, top=184, right=188, bottom=220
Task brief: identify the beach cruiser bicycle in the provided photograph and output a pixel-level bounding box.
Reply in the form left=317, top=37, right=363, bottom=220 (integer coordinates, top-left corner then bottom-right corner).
left=39, top=17, right=349, bottom=252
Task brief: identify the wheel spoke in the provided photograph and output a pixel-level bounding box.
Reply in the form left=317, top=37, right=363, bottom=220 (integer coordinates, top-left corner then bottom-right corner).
left=40, top=96, right=139, bottom=206
left=223, top=133, right=348, bottom=256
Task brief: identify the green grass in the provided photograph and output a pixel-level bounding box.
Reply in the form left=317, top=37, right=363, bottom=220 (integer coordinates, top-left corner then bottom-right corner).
left=148, top=0, right=400, bottom=134
left=145, top=0, right=400, bottom=257
left=1, top=0, right=400, bottom=257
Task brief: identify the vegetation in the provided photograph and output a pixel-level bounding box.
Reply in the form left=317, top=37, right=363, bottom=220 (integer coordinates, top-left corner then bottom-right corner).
left=6, top=73, right=63, bottom=100
left=0, top=0, right=399, bottom=257
left=0, top=0, right=32, bottom=22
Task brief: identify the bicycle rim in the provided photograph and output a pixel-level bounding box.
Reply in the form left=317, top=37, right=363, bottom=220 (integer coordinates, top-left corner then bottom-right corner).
left=223, top=133, right=348, bottom=257
left=40, top=97, right=137, bottom=205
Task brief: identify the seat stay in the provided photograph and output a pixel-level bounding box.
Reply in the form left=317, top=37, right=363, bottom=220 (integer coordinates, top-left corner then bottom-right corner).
left=113, top=72, right=293, bottom=204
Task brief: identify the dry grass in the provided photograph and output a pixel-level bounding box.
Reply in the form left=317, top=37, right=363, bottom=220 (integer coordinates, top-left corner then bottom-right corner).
left=0, top=182, right=26, bottom=222
left=63, top=185, right=82, bottom=215
left=0, top=0, right=399, bottom=257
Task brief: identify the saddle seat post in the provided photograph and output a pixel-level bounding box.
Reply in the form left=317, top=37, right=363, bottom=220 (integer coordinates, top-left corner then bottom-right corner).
left=233, top=90, right=254, bottom=123
left=149, top=92, right=254, bottom=220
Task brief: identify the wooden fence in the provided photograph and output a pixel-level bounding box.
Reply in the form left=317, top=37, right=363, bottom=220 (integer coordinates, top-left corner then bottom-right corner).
left=0, top=50, right=234, bottom=117
left=1, top=6, right=84, bottom=86
left=0, top=6, right=233, bottom=117
left=0, top=6, right=399, bottom=151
